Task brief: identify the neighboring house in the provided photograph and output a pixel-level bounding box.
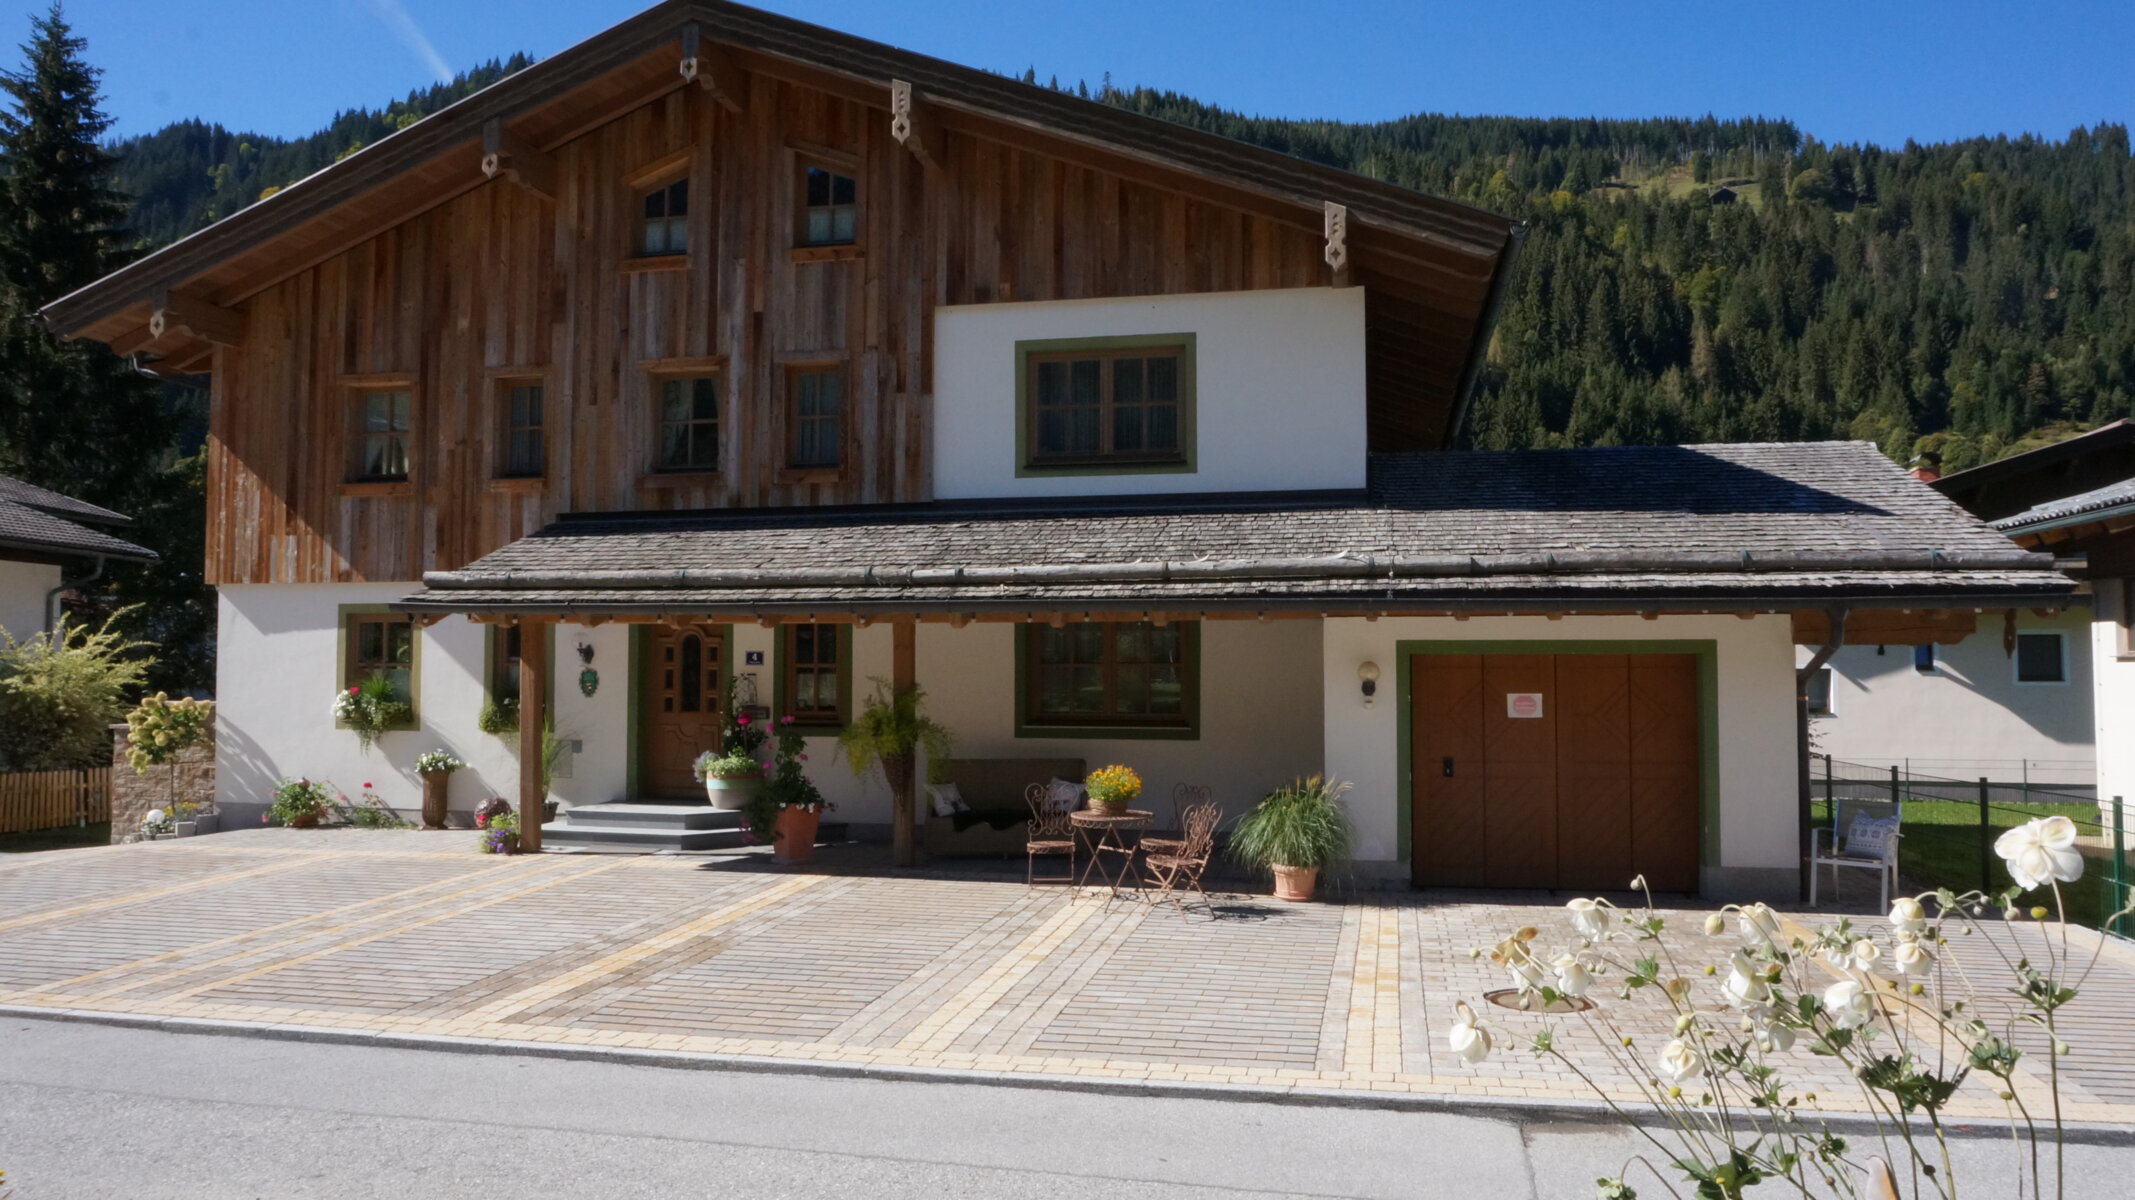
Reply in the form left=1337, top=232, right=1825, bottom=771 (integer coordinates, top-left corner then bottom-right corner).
left=0, top=473, right=155, bottom=641
left=1934, top=421, right=2135, bottom=822
left=38, top=1, right=2073, bottom=898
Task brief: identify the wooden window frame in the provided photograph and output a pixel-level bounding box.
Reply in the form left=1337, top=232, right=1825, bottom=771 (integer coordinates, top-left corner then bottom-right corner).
left=1013, top=333, right=1197, bottom=478
left=773, top=622, right=853, bottom=730
left=625, top=151, right=694, bottom=262
left=337, top=604, right=420, bottom=730
left=643, top=359, right=725, bottom=479
left=1014, top=620, right=1200, bottom=740
left=493, top=372, right=548, bottom=482
left=780, top=361, right=847, bottom=480
left=792, top=146, right=862, bottom=253
left=341, top=376, right=415, bottom=490
left=2013, top=630, right=2070, bottom=686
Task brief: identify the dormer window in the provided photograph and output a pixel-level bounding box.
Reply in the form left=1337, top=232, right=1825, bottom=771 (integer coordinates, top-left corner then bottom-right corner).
left=1028, top=346, right=1185, bottom=465
left=638, top=177, right=689, bottom=256
left=798, top=164, right=856, bottom=246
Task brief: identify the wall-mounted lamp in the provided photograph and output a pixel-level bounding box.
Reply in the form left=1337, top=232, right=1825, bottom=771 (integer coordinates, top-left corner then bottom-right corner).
left=1358, top=660, right=1380, bottom=706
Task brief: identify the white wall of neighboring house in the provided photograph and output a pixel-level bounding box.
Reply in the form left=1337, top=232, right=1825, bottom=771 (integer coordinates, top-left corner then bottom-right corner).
left=0, top=558, right=61, bottom=641
left=2092, top=581, right=2135, bottom=828
left=931, top=286, right=1368, bottom=499
left=1799, top=608, right=2095, bottom=790
left=1321, top=613, right=1801, bottom=898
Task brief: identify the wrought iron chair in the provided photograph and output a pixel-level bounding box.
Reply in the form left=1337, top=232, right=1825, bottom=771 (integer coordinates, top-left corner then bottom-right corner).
left=1024, top=782, right=1077, bottom=889
left=1144, top=799, right=1221, bottom=913
left=1141, top=783, right=1212, bottom=858
left=1809, top=798, right=1903, bottom=910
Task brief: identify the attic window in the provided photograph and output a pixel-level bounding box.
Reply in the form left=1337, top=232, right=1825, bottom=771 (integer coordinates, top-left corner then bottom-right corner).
left=798, top=164, right=856, bottom=246
left=638, top=177, right=689, bottom=256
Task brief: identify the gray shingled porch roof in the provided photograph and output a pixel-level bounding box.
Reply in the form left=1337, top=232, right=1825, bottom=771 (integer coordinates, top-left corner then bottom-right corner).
left=0, top=473, right=155, bottom=563
left=400, top=442, right=2075, bottom=617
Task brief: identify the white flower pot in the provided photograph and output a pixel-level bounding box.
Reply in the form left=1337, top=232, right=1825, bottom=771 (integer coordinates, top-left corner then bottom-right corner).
left=704, top=777, right=759, bottom=810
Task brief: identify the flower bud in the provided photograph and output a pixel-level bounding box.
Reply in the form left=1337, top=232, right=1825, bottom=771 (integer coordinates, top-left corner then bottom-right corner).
left=1703, top=913, right=1726, bottom=936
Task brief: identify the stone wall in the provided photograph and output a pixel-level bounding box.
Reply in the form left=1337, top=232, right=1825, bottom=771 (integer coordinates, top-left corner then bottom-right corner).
left=109, top=717, right=217, bottom=842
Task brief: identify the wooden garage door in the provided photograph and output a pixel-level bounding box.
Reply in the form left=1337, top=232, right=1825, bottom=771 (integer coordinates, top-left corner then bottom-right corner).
left=1410, top=653, right=1701, bottom=892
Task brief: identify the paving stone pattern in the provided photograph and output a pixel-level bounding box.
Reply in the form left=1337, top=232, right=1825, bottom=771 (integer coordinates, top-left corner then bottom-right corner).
left=3, top=830, right=2132, bottom=1123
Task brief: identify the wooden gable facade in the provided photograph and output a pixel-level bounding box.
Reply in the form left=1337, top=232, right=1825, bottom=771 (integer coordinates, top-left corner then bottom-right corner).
left=48, top=2, right=1519, bottom=588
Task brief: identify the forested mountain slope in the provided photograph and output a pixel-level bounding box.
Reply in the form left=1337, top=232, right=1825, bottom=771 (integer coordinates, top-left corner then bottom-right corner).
left=108, top=67, right=2134, bottom=472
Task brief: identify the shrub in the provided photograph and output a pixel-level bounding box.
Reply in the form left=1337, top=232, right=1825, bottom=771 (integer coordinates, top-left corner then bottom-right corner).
left=694, top=749, right=763, bottom=781
left=478, top=695, right=518, bottom=735
left=1229, top=775, right=1353, bottom=873
left=343, top=782, right=409, bottom=829
left=124, top=693, right=213, bottom=773
left=0, top=613, right=152, bottom=771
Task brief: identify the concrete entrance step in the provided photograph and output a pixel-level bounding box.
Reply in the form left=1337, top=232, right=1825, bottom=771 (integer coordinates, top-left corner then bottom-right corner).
left=541, top=801, right=748, bottom=852
left=554, top=802, right=743, bottom=830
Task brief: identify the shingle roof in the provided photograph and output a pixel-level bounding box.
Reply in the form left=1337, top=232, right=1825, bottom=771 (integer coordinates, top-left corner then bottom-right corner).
left=403, top=442, right=2073, bottom=615
left=0, top=473, right=155, bottom=563
left=1994, top=477, right=2135, bottom=534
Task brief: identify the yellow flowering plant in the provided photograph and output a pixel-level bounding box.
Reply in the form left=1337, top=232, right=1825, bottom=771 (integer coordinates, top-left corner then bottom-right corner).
left=1084, top=764, right=1142, bottom=807
left=124, top=693, right=213, bottom=774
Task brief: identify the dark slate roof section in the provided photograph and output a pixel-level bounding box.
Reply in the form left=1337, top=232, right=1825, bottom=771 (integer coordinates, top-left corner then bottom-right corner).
left=0, top=473, right=130, bottom=525
left=402, top=442, right=2074, bottom=614
left=0, top=497, right=156, bottom=562
left=1994, top=477, right=2135, bottom=533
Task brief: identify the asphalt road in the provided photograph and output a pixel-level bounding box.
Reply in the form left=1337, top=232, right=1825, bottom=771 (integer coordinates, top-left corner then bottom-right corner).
left=2, top=1018, right=2132, bottom=1198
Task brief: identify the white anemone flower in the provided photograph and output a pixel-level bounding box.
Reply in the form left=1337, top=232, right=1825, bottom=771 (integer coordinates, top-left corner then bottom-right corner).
left=1657, top=1037, right=1705, bottom=1084
left=1448, top=1000, right=1492, bottom=1065
left=1888, top=896, right=1928, bottom=936
left=1507, top=949, right=1548, bottom=994
left=1566, top=897, right=1608, bottom=940
left=1722, top=951, right=1770, bottom=1009
left=1737, top=902, right=1781, bottom=946
left=1552, top=953, right=1591, bottom=998
left=1755, top=1019, right=1796, bottom=1054
left=1892, top=939, right=1934, bottom=977
left=1823, top=979, right=1874, bottom=1029
left=1849, top=938, right=1883, bottom=973
left=1994, top=816, right=2084, bottom=891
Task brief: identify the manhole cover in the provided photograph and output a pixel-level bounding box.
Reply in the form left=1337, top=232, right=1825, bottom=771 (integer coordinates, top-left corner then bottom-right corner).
left=1482, top=987, right=1595, bottom=1014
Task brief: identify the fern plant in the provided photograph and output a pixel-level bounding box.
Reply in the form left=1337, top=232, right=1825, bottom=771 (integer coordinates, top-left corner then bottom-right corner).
left=834, top=678, right=952, bottom=784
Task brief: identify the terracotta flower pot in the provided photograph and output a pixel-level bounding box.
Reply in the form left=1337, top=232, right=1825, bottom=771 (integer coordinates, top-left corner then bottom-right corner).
left=1270, top=864, right=1318, bottom=902
left=288, top=812, right=320, bottom=829
left=419, top=770, right=451, bottom=830
left=773, top=806, right=821, bottom=865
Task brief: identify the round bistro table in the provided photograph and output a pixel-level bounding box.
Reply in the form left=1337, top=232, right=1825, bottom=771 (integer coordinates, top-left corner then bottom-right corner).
left=1069, top=808, right=1154, bottom=900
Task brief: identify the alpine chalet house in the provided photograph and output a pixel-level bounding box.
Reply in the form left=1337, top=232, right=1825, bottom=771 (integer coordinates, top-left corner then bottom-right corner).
left=45, top=2, right=2073, bottom=898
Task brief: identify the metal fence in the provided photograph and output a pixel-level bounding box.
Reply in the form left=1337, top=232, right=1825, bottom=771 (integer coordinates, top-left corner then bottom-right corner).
left=1815, top=756, right=2130, bottom=936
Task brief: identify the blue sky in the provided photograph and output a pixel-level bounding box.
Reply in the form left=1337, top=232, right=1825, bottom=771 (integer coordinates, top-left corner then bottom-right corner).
left=30, top=0, right=2135, bottom=147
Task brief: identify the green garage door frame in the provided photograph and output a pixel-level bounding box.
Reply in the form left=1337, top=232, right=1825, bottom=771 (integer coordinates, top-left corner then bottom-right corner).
left=1394, top=639, right=1721, bottom=870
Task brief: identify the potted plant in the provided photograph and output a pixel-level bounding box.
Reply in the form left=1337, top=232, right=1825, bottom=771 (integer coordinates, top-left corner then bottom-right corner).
left=1230, top=775, right=1353, bottom=902
left=332, top=674, right=411, bottom=752
left=1084, top=764, right=1141, bottom=817
left=139, top=807, right=176, bottom=841
left=413, top=749, right=465, bottom=829
left=268, top=777, right=334, bottom=828
left=125, top=693, right=215, bottom=832
left=477, top=805, right=518, bottom=854
left=751, top=715, right=833, bottom=864
left=694, top=749, right=764, bottom=809
left=835, top=679, right=952, bottom=867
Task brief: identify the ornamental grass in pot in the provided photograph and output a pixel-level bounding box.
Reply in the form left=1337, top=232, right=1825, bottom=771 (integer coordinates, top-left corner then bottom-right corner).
left=1230, top=775, right=1352, bottom=902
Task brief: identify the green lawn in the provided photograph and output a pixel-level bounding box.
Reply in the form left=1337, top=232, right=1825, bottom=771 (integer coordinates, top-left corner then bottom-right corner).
left=1816, top=798, right=2131, bottom=931
left=0, top=821, right=111, bottom=854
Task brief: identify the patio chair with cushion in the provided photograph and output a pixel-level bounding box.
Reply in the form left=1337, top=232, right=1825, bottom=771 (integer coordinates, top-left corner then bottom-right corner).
left=1809, top=797, right=1903, bottom=909
left=1024, top=782, right=1077, bottom=888
left=1141, top=783, right=1212, bottom=858
left=1145, top=799, right=1222, bottom=913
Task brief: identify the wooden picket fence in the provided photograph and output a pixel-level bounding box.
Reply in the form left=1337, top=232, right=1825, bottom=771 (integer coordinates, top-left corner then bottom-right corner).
left=0, top=767, right=111, bottom=834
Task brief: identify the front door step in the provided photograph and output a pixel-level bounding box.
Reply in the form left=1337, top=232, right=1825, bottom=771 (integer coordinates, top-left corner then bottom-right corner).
left=542, top=801, right=747, bottom=852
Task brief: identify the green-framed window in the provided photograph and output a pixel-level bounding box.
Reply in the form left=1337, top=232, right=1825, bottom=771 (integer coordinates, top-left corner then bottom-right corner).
left=337, top=605, right=419, bottom=728
left=1015, top=621, right=1199, bottom=739
left=774, top=622, right=852, bottom=729
left=1014, top=333, right=1196, bottom=478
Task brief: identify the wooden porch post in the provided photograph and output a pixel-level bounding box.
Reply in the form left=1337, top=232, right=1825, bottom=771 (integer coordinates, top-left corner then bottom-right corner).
left=518, top=618, right=549, bottom=853
left=892, top=617, right=917, bottom=867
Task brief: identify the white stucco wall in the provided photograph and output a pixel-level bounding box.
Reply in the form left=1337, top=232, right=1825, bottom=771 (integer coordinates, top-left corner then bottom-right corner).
left=1321, top=613, right=1801, bottom=897
left=216, top=584, right=626, bottom=822
left=931, top=287, right=1367, bottom=499
left=2093, top=583, right=2135, bottom=828
left=0, top=558, right=61, bottom=641
left=1799, top=608, right=2095, bottom=788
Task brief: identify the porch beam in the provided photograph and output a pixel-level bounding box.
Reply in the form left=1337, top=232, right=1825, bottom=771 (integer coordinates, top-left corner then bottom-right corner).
left=892, top=618, right=917, bottom=867
left=518, top=617, right=550, bottom=852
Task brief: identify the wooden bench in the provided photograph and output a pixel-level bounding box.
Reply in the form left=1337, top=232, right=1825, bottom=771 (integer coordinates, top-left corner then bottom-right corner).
left=924, top=757, right=1085, bottom=858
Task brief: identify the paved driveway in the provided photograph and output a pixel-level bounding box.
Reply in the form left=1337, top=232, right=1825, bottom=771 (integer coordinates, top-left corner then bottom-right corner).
left=2, top=830, right=2130, bottom=1126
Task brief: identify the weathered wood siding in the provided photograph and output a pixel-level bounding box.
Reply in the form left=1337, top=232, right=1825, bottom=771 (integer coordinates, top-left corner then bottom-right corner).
left=207, top=75, right=1329, bottom=585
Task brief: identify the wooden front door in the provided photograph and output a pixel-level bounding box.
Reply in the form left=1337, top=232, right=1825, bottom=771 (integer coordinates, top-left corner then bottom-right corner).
left=1411, top=652, right=1702, bottom=891
left=641, top=625, right=726, bottom=800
